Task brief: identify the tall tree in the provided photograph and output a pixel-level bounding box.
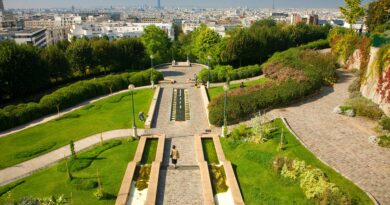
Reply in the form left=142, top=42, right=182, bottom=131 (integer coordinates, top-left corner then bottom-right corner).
left=366, top=0, right=390, bottom=32
left=112, top=37, right=145, bottom=70
left=141, top=25, right=171, bottom=65
left=91, top=38, right=114, bottom=74
left=340, top=0, right=365, bottom=29
left=66, top=38, right=94, bottom=76
left=191, top=24, right=221, bottom=63
left=41, top=45, right=70, bottom=82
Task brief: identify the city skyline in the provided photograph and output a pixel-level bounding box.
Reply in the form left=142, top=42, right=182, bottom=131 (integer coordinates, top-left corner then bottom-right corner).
left=5, top=0, right=372, bottom=9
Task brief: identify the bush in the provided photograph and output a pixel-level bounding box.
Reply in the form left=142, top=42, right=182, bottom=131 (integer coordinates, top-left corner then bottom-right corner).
left=348, top=78, right=361, bottom=93
left=0, top=69, right=164, bottom=131
left=380, top=116, right=390, bottom=131
left=345, top=96, right=384, bottom=120
left=209, top=49, right=336, bottom=126
left=378, top=135, right=390, bottom=148
left=299, top=39, right=330, bottom=50
left=198, top=64, right=262, bottom=83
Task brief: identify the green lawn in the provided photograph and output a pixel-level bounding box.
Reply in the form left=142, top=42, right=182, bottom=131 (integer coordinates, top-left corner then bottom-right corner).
left=201, top=139, right=219, bottom=164
left=141, top=139, right=158, bottom=164
left=221, top=119, right=373, bottom=205
left=0, top=89, right=154, bottom=169
left=0, top=139, right=139, bottom=205
left=207, top=78, right=269, bottom=100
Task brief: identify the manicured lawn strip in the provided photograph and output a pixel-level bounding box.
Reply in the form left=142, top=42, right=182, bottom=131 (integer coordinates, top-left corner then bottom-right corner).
left=201, top=139, right=219, bottom=164
left=0, top=139, right=138, bottom=205
left=221, top=119, right=373, bottom=205
left=141, top=139, right=158, bottom=164
left=208, top=78, right=269, bottom=100
left=0, top=89, right=154, bottom=169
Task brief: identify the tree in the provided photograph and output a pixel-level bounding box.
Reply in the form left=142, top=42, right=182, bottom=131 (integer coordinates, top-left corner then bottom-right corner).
left=366, top=0, right=390, bottom=32
left=70, top=140, right=76, bottom=158
left=112, top=37, right=145, bottom=70
left=191, top=24, right=221, bottom=63
left=141, top=25, right=171, bottom=64
left=0, top=41, right=49, bottom=100
left=223, top=28, right=255, bottom=67
left=340, top=0, right=365, bottom=29
left=66, top=38, right=94, bottom=76
left=91, top=38, right=114, bottom=74
left=41, top=45, right=70, bottom=82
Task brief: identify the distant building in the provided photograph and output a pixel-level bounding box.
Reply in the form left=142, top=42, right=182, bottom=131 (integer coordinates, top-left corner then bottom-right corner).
left=290, top=13, right=302, bottom=24
left=157, top=0, right=161, bottom=8
left=0, top=28, right=47, bottom=47
left=271, top=12, right=288, bottom=22
left=0, top=0, right=4, bottom=12
left=68, top=22, right=174, bottom=41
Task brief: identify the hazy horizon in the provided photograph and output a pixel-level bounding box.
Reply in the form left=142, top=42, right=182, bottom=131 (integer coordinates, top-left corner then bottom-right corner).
left=4, top=0, right=373, bottom=9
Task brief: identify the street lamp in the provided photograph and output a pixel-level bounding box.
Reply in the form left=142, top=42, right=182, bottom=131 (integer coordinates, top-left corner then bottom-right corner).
left=207, top=55, right=211, bottom=89
left=222, top=83, right=229, bottom=137
left=150, top=54, right=154, bottom=88
left=128, top=84, right=138, bottom=139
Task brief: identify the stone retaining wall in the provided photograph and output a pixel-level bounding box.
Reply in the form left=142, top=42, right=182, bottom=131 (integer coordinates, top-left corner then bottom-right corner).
left=200, top=85, right=211, bottom=127
left=115, top=134, right=165, bottom=205
left=145, top=87, right=161, bottom=129
left=194, top=134, right=245, bottom=205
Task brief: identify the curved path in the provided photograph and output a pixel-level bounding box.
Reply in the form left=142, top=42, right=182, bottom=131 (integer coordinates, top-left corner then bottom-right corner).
left=267, top=71, right=390, bottom=204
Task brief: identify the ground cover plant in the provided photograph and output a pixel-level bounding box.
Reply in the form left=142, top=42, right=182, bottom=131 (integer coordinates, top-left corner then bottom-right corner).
left=221, top=118, right=373, bottom=205
left=0, top=139, right=139, bottom=205
left=0, top=88, right=154, bottom=169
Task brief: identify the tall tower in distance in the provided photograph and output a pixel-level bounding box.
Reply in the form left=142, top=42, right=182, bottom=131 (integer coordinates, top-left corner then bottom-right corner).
left=0, top=0, right=4, bottom=12
left=157, top=0, right=161, bottom=9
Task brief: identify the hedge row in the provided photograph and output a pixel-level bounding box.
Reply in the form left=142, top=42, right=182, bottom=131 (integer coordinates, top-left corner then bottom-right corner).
left=0, top=69, right=163, bottom=131
left=198, top=65, right=262, bottom=83
left=208, top=48, right=337, bottom=126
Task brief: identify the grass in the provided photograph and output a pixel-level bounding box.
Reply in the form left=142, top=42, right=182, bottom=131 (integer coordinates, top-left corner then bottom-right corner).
left=0, top=89, right=154, bottom=169
left=202, top=139, right=219, bottom=164
left=221, top=118, right=373, bottom=205
left=378, top=135, right=390, bottom=148
left=0, top=139, right=139, bottom=205
left=141, top=139, right=158, bottom=164
left=207, top=77, right=269, bottom=100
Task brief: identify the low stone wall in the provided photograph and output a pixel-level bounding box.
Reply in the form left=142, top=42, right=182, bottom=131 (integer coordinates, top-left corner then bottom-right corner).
left=200, top=85, right=211, bottom=127
left=194, top=134, right=245, bottom=205
left=115, top=134, right=165, bottom=205
left=145, top=86, right=161, bottom=129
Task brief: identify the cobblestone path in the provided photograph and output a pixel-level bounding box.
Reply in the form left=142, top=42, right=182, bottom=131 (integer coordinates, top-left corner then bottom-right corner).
left=268, top=71, right=390, bottom=204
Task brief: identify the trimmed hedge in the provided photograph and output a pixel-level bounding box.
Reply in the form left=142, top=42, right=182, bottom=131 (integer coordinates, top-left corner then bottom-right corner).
left=198, top=65, right=262, bottom=83
left=0, top=69, right=163, bottom=131
left=209, top=48, right=337, bottom=126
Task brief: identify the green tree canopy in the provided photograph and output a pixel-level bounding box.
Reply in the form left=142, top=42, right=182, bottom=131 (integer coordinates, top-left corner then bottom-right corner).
left=340, top=0, right=365, bottom=29
left=41, top=45, right=70, bottom=82
left=366, top=0, right=390, bottom=32
left=66, top=38, right=94, bottom=76
left=141, top=25, right=171, bottom=65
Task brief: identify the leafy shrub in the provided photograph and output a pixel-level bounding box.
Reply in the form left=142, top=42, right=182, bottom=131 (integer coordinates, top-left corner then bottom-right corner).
left=345, top=96, right=384, bottom=120
left=198, top=64, right=262, bottom=83
left=380, top=116, right=390, bottom=131
left=272, top=156, right=292, bottom=173
left=209, top=49, right=336, bottom=126
left=229, top=124, right=252, bottom=142
left=329, top=28, right=360, bottom=64
left=0, top=69, right=163, bottom=131
left=250, top=115, right=277, bottom=143
left=70, top=178, right=98, bottom=190
left=299, top=39, right=330, bottom=50
left=348, top=78, right=361, bottom=93
left=378, top=135, right=390, bottom=148
left=210, top=165, right=229, bottom=194
left=15, top=142, right=56, bottom=159
left=281, top=160, right=306, bottom=180
left=135, top=165, right=151, bottom=191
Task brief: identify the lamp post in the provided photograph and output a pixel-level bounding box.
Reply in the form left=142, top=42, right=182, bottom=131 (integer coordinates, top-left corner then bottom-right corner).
left=128, top=84, right=138, bottom=139
left=222, top=83, right=229, bottom=137
left=207, top=55, right=211, bottom=89
left=150, top=54, right=154, bottom=89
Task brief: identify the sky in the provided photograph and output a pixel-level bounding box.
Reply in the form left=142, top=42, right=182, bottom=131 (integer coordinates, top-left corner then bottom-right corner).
left=5, top=0, right=372, bottom=9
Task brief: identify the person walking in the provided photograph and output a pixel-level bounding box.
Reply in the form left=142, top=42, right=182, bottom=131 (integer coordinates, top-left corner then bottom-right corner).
left=170, top=145, right=180, bottom=169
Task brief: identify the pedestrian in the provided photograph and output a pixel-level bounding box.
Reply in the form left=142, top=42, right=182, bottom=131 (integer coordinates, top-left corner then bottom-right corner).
left=170, top=145, right=180, bottom=169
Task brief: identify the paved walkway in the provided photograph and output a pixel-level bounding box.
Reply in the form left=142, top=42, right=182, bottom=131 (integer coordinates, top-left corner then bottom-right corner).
left=266, top=71, right=390, bottom=204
